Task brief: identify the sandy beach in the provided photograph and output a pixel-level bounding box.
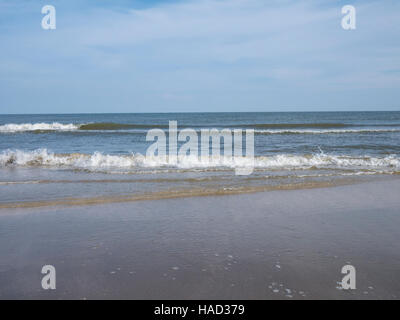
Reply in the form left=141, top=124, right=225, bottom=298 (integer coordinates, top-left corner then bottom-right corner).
left=2, top=0, right=400, bottom=303
left=0, top=178, right=399, bottom=300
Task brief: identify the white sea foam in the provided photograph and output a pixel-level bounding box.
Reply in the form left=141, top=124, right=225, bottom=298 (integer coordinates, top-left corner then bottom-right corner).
left=0, top=123, right=79, bottom=132
left=287, top=171, right=384, bottom=179
left=0, top=149, right=399, bottom=172
left=255, top=128, right=400, bottom=134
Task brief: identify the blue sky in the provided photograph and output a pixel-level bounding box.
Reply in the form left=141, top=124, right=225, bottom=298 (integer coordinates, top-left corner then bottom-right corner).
left=0, top=0, right=399, bottom=114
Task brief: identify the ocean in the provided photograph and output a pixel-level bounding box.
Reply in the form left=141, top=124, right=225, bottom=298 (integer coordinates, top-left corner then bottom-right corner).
left=1, top=112, right=400, bottom=207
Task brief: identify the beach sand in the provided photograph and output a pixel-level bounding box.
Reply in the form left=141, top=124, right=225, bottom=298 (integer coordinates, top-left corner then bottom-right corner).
left=0, top=178, right=399, bottom=299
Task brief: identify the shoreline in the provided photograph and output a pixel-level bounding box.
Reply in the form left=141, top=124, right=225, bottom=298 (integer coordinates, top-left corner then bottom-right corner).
left=1, top=175, right=397, bottom=210
left=0, top=179, right=400, bottom=299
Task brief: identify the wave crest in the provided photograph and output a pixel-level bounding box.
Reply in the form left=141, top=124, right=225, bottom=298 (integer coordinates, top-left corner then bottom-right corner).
left=0, top=123, right=79, bottom=133
left=1, top=122, right=400, bottom=135
left=1, top=149, right=399, bottom=172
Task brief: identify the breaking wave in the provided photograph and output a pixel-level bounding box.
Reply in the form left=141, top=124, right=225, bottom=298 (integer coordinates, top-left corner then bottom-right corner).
left=0, top=123, right=79, bottom=132
left=2, top=122, right=400, bottom=135
left=1, top=149, right=399, bottom=172
left=0, top=122, right=171, bottom=133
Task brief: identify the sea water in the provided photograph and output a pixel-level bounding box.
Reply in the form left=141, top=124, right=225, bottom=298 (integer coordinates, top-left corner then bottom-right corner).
left=1, top=112, right=399, bottom=206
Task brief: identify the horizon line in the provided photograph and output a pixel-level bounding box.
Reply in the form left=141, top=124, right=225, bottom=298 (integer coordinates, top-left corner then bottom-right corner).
left=1, top=110, right=400, bottom=116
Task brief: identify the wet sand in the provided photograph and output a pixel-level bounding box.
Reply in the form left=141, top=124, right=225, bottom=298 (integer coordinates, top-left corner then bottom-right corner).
left=0, top=179, right=400, bottom=299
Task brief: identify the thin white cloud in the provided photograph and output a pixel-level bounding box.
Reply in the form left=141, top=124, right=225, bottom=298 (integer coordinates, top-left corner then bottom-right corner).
left=0, top=0, right=399, bottom=112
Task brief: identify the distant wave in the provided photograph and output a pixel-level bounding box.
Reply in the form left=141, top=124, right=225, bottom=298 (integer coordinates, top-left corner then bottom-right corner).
left=255, top=128, right=400, bottom=134
left=80, top=122, right=359, bottom=130
left=1, top=122, right=400, bottom=135
left=0, top=123, right=79, bottom=132
left=242, top=123, right=400, bottom=128
left=78, top=123, right=170, bottom=130
left=0, top=122, right=164, bottom=133
left=243, top=123, right=349, bottom=128
left=1, top=149, right=399, bottom=172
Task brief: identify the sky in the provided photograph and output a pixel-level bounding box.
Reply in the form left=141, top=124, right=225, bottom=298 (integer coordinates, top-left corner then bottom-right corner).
left=0, top=0, right=399, bottom=114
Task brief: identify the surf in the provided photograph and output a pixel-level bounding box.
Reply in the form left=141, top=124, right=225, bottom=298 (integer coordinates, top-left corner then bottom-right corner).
left=1, top=149, right=399, bottom=171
